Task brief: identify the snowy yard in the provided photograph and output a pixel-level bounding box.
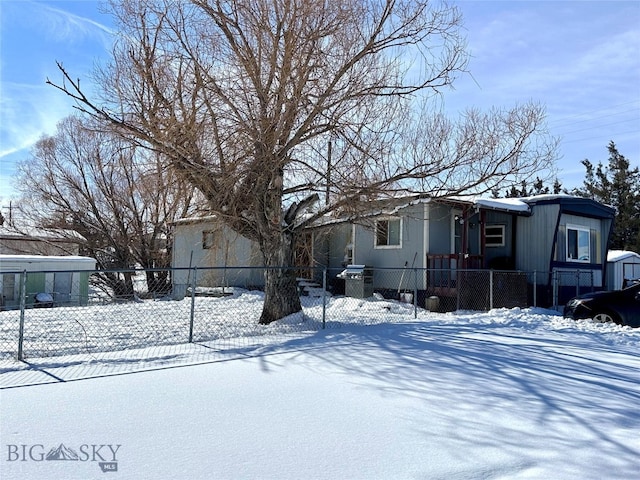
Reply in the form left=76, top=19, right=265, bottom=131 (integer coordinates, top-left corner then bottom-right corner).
left=0, top=289, right=423, bottom=359
left=1, top=298, right=639, bottom=479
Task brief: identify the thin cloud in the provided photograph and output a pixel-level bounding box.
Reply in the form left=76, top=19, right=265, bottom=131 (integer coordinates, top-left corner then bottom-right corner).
left=0, top=82, right=71, bottom=158
left=461, top=2, right=639, bottom=99
left=464, top=24, right=639, bottom=109
left=33, top=0, right=114, bottom=47
left=575, top=29, right=640, bottom=77
left=0, top=1, right=115, bottom=199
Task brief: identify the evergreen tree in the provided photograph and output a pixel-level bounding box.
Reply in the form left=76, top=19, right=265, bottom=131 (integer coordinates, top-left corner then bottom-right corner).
left=498, top=176, right=562, bottom=198
left=573, top=142, right=640, bottom=252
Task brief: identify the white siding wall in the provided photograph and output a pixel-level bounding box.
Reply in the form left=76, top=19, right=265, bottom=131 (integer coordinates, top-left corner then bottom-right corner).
left=172, top=221, right=263, bottom=296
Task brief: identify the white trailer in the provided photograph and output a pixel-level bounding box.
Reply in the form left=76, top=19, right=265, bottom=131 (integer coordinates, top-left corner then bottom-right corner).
left=0, top=255, right=96, bottom=308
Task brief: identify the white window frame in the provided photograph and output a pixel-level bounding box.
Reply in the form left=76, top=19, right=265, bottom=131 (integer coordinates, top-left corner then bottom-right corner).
left=484, top=224, right=506, bottom=247
left=374, top=217, right=402, bottom=249
left=566, top=224, right=591, bottom=263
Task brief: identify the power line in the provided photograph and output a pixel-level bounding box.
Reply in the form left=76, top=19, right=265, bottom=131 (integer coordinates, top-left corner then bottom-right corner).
left=548, top=107, right=640, bottom=129
left=561, top=128, right=640, bottom=145
left=555, top=118, right=640, bottom=136
left=547, top=100, right=640, bottom=126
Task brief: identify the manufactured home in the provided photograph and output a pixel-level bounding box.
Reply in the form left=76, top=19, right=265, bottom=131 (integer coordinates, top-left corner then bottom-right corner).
left=0, top=255, right=96, bottom=309
left=171, top=195, right=615, bottom=308
left=312, top=195, right=615, bottom=308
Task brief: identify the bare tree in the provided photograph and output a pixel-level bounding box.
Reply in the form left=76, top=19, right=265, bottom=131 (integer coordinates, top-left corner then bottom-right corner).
left=16, top=115, right=199, bottom=297
left=47, top=0, right=557, bottom=323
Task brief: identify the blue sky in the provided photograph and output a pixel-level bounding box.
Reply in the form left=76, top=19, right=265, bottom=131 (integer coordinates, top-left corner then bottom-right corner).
left=1, top=0, right=639, bottom=203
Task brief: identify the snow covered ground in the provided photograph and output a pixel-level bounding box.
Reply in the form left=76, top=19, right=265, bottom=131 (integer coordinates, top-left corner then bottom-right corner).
left=1, top=297, right=639, bottom=479
left=0, top=289, right=420, bottom=359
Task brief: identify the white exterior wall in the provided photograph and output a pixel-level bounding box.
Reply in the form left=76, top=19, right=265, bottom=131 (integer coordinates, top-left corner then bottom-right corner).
left=172, top=219, right=263, bottom=297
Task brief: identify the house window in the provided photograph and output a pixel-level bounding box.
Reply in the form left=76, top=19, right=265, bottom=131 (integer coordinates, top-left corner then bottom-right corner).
left=567, top=225, right=590, bottom=262
left=485, top=225, right=505, bottom=247
left=202, top=230, right=216, bottom=249
left=375, top=218, right=402, bottom=248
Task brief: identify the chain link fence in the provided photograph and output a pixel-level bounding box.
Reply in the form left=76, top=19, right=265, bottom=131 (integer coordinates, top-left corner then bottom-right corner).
left=551, top=269, right=597, bottom=307
left=0, top=266, right=602, bottom=361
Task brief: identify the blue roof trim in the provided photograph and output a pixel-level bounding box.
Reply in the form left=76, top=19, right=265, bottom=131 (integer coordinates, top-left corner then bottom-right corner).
left=523, top=196, right=615, bottom=219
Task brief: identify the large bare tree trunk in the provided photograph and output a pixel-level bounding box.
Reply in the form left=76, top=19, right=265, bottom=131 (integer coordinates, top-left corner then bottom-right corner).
left=260, top=230, right=301, bottom=324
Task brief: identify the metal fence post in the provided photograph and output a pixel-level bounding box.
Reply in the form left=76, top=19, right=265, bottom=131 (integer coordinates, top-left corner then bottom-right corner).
left=413, top=268, right=418, bottom=319
left=188, top=267, right=197, bottom=343
left=456, top=270, right=460, bottom=311
left=17, top=270, right=27, bottom=361
left=489, top=269, right=494, bottom=310
left=533, top=271, right=537, bottom=307
left=322, top=268, right=327, bottom=329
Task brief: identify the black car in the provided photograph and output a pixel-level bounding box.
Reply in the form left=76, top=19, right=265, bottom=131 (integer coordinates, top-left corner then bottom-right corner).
left=563, top=283, right=640, bottom=327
